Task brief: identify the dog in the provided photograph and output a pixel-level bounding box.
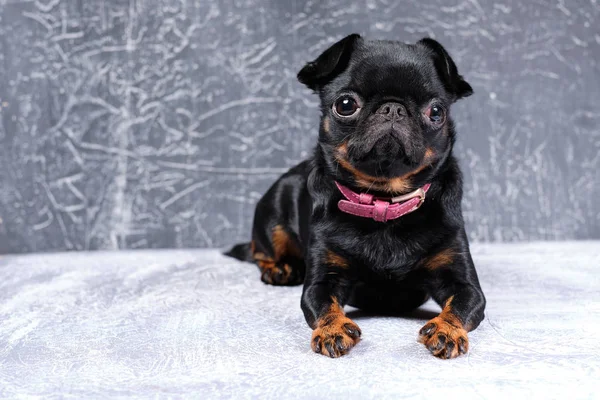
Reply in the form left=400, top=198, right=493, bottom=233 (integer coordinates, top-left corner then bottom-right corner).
left=226, top=34, right=486, bottom=359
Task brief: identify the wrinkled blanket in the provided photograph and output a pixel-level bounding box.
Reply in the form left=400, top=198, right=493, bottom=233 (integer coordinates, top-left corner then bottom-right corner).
left=0, top=242, right=598, bottom=399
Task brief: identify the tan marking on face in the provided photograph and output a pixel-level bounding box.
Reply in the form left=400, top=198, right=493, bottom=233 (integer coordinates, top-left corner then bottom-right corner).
left=424, top=148, right=435, bottom=159
left=335, top=143, right=384, bottom=184
left=384, top=176, right=412, bottom=193
left=334, top=143, right=431, bottom=194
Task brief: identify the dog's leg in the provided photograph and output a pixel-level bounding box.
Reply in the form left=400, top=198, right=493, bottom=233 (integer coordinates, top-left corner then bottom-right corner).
left=301, top=250, right=361, bottom=358
left=251, top=225, right=305, bottom=286
left=418, top=242, right=486, bottom=359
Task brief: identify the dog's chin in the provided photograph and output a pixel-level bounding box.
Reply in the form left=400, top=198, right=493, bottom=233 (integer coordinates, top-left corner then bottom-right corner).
left=350, top=156, right=418, bottom=179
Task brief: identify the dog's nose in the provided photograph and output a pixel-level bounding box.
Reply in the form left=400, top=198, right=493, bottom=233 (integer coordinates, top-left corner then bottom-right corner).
left=376, top=102, right=407, bottom=120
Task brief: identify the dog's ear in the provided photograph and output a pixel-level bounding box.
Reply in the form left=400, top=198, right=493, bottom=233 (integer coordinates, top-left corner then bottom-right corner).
left=418, top=38, right=473, bottom=100
left=297, top=34, right=361, bottom=91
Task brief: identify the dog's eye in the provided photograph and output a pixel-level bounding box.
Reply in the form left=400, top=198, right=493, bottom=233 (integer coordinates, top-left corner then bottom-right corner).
left=333, top=96, right=360, bottom=118
left=425, top=104, right=445, bottom=124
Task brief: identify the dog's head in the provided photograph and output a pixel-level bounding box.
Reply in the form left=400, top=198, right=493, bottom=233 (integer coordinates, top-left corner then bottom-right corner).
left=298, top=34, right=472, bottom=194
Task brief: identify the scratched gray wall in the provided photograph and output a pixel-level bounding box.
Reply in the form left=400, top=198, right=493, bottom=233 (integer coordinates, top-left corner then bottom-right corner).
left=0, top=1, right=598, bottom=254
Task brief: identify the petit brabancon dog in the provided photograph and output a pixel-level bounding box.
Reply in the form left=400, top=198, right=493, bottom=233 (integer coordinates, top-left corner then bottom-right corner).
left=226, top=34, right=486, bottom=359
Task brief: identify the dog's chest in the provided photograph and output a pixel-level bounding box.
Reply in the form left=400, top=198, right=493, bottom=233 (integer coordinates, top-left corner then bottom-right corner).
left=344, top=227, right=427, bottom=278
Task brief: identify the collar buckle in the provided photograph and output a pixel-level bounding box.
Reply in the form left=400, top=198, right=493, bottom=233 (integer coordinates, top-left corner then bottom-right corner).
left=390, top=187, right=426, bottom=208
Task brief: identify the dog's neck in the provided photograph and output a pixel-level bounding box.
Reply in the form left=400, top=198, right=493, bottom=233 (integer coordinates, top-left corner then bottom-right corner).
left=333, top=181, right=431, bottom=222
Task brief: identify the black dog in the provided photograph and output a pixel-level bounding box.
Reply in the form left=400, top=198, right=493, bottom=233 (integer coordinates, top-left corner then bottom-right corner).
left=226, top=34, right=486, bottom=359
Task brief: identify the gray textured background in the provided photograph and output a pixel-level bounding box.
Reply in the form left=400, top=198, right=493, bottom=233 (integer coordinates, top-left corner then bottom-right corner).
left=0, top=0, right=598, bottom=254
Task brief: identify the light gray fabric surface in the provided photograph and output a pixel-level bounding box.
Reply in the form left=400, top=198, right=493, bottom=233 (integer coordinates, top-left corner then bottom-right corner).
left=0, top=242, right=598, bottom=399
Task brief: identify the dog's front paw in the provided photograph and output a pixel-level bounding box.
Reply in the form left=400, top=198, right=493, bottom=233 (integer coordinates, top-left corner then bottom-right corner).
left=418, top=316, right=468, bottom=359
left=311, top=317, right=361, bottom=358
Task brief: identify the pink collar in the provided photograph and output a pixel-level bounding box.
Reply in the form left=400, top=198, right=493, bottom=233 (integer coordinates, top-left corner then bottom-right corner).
left=334, top=181, right=431, bottom=222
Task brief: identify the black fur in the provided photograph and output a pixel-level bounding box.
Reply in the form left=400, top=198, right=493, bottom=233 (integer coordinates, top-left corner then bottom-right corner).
left=224, top=242, right=253, bottom=263
left=226, top=34, right=486, bottom=359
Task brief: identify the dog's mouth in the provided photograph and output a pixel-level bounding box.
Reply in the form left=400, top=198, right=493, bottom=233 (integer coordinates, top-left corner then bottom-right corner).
left=350, top=120, right=425, bottom=161
left=334, top=141, right=434, bottom=194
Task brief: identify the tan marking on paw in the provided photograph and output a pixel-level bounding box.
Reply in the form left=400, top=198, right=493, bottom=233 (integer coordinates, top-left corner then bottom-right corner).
left=418, top=296, right=469, bottom=359
left=311, top=298, right=361, bottom=358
